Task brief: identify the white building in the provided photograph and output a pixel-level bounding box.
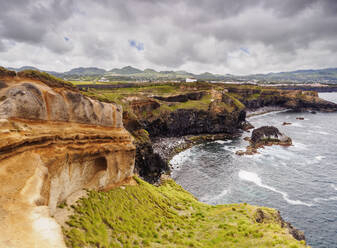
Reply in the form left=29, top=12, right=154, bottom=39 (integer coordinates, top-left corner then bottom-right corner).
left=186, top=78, right=197, bottom=83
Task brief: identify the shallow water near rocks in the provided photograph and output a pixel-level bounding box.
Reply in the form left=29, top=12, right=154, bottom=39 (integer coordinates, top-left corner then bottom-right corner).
left=171, top=93, right=337, bottom=248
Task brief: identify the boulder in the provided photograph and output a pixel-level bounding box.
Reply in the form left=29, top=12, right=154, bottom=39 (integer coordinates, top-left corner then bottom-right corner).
left=251, top=126, right=292, bottom=147
left=282, top=122, right=292, bottom=126
left=236, top=126, right=291, bottom=155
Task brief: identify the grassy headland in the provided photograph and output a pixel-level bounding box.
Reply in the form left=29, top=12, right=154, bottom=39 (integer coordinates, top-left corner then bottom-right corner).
left=63, top=177, right=307, bottom=248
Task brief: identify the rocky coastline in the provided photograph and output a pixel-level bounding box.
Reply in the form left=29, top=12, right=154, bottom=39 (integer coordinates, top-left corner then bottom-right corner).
left=1, top=68, right=332, bottom=247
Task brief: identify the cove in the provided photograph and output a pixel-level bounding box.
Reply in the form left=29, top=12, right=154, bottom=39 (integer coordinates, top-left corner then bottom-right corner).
left=171, top=93, right=337, bottom=248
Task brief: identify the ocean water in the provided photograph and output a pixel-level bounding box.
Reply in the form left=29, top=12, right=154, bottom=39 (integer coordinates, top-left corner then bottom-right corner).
left=171, top=93, right=337, bottom=248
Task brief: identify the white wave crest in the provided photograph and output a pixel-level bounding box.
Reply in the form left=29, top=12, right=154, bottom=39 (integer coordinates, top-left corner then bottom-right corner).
left=331, top=184, right=337, bottom=191
left=315, top=156, right=325, bottom=161
left=170, top=149, right=193, bottom=170
left=238, top=170, right=313, bottom=207
left=314, top=196, right=337, bottom=203
left=215, top=140, right=232, bottom=144
left=291, top=122, right=304, bottom=128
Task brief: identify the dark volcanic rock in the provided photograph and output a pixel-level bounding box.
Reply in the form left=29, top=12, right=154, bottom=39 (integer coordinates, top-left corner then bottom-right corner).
left=251, top=126, right=285, bottom=144
left=254, top=208, right=306, bottom=241
left=236, top=126, right=292, bottom=156
left=153, top=92, right=205, bottom=102
left=144, top=108, right=246, bottom=137
left=282, top=122, right=292, bottom=126
left=277, top=211, right=306, bottom=241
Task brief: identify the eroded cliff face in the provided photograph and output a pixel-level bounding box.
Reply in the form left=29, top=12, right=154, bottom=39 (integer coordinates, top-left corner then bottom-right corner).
left=227, top=86, right=337, bottom=112
left=122, top=91, right=246, bottom=182
left=0, top=72, right=135, bottom=248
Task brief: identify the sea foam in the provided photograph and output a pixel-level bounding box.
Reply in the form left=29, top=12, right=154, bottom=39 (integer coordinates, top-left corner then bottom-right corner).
left=238, top=170, right=313, bottom=207
left=200, top=188, right=229, bottom=203
left=214, top=140, right=232, bottom=144
left=314, top=196, right=337, bottom=203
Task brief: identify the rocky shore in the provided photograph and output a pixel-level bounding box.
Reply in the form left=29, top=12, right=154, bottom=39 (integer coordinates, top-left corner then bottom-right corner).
left=236, top=126, right=292, bottom=155
left=121, top=84, right=337, bottom=182
left=152, top=133, right=240, bottom=165
left=0, top=68, right=320, bottom=247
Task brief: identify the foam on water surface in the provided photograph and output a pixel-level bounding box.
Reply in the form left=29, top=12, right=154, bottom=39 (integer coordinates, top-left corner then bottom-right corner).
left=238, top=170, right=313, bottom=207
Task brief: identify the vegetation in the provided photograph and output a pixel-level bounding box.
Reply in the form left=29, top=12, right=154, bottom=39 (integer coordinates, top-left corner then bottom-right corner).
left=63, top=177, right=307, bottom=248
left=0, top=66, right=16, bottom=77
left=17, top=69, right=75, bottom=90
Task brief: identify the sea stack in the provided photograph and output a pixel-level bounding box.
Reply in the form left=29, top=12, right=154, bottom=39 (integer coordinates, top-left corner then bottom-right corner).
left=236, top=126, right=292, bottom=155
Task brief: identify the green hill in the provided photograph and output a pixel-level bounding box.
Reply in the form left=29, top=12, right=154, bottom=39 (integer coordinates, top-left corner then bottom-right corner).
left=63, top=177, right=307, bottom=248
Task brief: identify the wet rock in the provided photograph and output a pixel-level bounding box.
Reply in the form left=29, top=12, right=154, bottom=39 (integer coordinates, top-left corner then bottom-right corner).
left=242, top=121, right=254, bottom=131
left=296, top=117, right=304, bottom=120
left=235, top=150, right=245, bottom=156
left=236, top=126, right=291, bottom=155
left=251, top=126, right=292, bottom=145
left=276, top=211, right=306, bottom=241
left=282, top=122, right=292, bottom=126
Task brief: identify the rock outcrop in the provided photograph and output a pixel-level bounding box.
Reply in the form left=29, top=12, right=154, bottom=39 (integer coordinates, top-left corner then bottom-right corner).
left=227, top=86, right=337, bottom=112
left=236, top=126, right=292, bottom=155
left=254, top=208, right=305, bottom=241
left=153, top=91, right=205, bottom=102
left=0, top=69, right=135, bottom=248
left=123, top=92, right=246, bottom=182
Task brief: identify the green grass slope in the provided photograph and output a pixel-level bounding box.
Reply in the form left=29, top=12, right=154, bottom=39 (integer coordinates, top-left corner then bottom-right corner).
left=63, top=177, right=307, bottom=248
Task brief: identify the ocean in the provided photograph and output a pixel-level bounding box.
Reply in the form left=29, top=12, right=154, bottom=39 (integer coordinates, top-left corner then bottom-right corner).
left=171, top=93, right=337, bottom=248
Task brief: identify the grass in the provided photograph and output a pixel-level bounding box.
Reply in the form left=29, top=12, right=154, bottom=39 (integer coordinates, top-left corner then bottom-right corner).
left=0, top=66, right=16, bottom=77
left=63, top=177, right=308, bottom=248
left=70, top=81, right=131, bottom=85
left=17, top=69, right=75, bottom=90
left=166, top=94, right=213, bottom=111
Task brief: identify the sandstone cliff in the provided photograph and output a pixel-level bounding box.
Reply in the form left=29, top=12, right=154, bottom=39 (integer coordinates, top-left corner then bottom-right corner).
left=0, top=69, right=135, bottom=248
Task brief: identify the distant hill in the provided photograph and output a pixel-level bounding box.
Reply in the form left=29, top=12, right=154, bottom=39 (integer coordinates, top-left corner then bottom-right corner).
left=5, top=65, right=337, bottom=83
left=7, top=66, right=40, bottom=72
left=109, top=66, right=142, bottom=74
left=241, top=68, right=337, bottom=83
left=64, top=67, right=106, bottom=76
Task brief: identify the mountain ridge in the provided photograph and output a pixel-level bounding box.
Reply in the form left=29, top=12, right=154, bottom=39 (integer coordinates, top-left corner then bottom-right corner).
left=6, top=65, right=337, bottom=83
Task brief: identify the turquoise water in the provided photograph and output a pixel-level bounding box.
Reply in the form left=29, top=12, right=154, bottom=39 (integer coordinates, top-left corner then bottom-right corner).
left=171, top=93, right=337, bottom=248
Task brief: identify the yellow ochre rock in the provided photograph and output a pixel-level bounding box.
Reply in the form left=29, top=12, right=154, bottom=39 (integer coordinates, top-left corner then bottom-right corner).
left=0, top=74, right=135, bottom=248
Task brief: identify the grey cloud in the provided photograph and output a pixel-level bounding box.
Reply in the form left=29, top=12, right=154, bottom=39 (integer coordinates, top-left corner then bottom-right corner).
left=1, top=0, right=337, bottom=74
left=0, top=0, right=74, bottom=48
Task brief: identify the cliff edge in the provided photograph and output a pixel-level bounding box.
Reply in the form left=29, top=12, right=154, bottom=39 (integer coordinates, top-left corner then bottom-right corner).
left=0, top=68, right=135, bottom=248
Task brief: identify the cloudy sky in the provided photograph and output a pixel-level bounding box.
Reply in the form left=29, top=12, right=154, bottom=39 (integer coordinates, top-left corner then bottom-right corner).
left=1, top=0, right=337, bottom=75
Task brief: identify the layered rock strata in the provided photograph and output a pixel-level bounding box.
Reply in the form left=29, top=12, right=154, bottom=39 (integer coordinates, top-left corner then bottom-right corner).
left=0, top=71, right=135, bottom=248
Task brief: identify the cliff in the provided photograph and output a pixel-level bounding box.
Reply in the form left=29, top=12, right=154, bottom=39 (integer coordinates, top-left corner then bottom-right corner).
left=226, top=85, right=337, bottom=112
left=84, top=83, right=246, bottom=182
left=0, top=69, right=135, bottom=247
left=83, top=81, right=337, bottom=182
left=63, top=176, right=308, bottom=248
left=0, top=69, right=310, bottom=247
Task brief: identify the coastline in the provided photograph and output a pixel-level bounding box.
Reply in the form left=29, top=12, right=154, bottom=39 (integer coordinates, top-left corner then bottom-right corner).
left=152, top=132, right=240, bottom=167
left=153, top=107, right=289, bottom=169
left=246, top=106, right=287, bottom=118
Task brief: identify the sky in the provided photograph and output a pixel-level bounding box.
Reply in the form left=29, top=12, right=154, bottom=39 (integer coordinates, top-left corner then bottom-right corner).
left=0, top=0, right=337, bottom=75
